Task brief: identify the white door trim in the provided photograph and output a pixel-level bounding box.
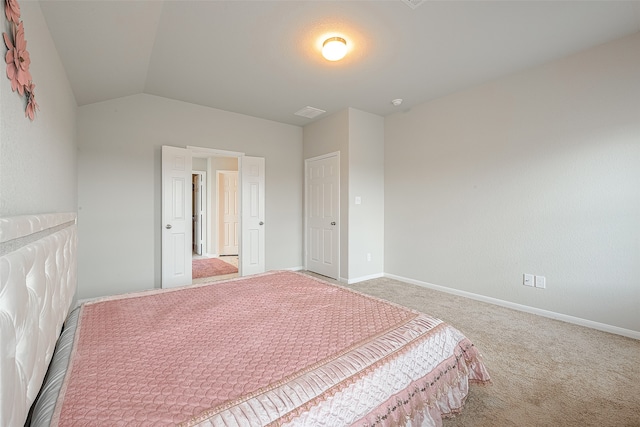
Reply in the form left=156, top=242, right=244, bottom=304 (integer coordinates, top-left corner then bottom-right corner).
left=163, top=146, right=266, bottom=282
left=192, top=171, right=207, bottom=255
left=304, top=151, right=340, bottom=279
left=187, top=146, right=244, bottom=158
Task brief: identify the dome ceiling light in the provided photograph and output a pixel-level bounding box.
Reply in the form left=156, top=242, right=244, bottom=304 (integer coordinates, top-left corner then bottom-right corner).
left=322, top=37, right=347, bottom=61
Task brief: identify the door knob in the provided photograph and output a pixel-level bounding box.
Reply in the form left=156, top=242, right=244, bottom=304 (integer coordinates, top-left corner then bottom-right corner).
left=331, top=222, right=336, bottom=225
left=165, top=224, right=172, bottom=229
left=259, top=221, right=264, bottom=225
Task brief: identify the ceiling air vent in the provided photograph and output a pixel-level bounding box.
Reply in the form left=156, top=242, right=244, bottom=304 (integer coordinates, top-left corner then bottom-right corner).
left=401, top=0, right=425, bottom=9
left=294, top=106, right=326, bottom=119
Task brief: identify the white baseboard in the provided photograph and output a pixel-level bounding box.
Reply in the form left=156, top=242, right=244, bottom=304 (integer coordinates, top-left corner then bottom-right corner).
left=332, top=274, right=386, bottom=284
left=347, top=272, right=385, bottom=285
left=385, top=273, right=640, bottom=340
left=283, top=266, right=304, bottom=271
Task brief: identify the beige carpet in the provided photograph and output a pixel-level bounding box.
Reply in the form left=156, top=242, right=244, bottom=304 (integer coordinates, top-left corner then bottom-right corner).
left=306, top=272, right=640, bottom=427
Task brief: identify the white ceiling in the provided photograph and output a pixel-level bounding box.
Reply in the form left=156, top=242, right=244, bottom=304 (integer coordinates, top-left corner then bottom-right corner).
left=39, top=0, right=640, bottom=127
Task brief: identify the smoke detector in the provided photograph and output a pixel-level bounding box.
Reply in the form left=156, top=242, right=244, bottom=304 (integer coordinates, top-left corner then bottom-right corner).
left=391, top=99, right=403, bottom=107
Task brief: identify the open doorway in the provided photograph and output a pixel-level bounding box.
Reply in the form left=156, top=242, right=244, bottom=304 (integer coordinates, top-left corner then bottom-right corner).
left=162, top=145, right=265, bottom=289
left=191, top=155, right=239, bottom=283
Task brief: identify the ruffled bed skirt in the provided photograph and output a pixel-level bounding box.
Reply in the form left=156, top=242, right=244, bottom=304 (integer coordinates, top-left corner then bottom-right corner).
left=358, top=340, right=491, bottom=427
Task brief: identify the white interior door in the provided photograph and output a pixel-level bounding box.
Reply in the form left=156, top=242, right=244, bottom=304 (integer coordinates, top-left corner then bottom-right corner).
left=306, top=153, right=339, bottom=279
left=162, top=146, right=192, bottom=288
left=219, top=171, right=239, bottom=255
left=240, top=156, right=265, bottom=276
left=193, top=173, right=204, bottom=255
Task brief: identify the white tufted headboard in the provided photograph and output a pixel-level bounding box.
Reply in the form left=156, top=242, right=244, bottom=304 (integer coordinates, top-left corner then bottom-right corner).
left=0, top=213, right=77, bottom=427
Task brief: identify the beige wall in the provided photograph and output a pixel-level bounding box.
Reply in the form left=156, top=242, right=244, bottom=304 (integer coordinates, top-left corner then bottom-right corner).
left=302, top=108, right=384, bottom=283
left=5, top=3, right=637, bottom=336
left=347, top=109, right=384, bottom=281
left=384, top=33, right=640, bottom=334
left=77, top=94, right=303, bottom=299
left=192, top=157, right=207, bottom=171
left=0, top=2, right=76, bottom=217
left=303, top=110, right=350, bottom=280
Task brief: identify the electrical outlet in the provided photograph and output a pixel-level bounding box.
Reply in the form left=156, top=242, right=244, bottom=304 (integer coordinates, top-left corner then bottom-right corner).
left=535, top=275, right=546, bottom=289
left=523, top=274, right=534, bottom=287
left=366, top=253, right=372, bottom=262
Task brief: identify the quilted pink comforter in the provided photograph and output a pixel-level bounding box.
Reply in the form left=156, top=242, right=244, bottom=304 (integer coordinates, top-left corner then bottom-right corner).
left=52, top=271, right=490, bottom=426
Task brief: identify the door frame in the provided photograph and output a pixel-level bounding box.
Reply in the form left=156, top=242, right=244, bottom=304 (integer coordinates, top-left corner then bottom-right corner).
left=189, top=147, right=244, bottom=261
left=192, top=171, right=207, bottom=255
left=185, top=146, right=265, bottom=278
left=304, top=151, right=340, bottom=279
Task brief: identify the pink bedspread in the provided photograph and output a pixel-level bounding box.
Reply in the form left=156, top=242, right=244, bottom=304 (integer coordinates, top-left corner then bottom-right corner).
left=52, top=271, right=489, bottom=426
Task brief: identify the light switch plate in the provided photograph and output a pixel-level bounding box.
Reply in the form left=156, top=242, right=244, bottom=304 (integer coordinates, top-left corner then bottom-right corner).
left=535, top=275, right=546, bottom=289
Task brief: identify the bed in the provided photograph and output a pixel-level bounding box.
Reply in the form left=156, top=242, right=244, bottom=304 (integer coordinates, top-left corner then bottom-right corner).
left=0, top=213, right=490, bottom=427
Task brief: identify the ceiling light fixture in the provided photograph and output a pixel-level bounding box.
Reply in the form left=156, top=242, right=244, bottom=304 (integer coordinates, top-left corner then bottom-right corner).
left=322, top=37, right=347, bottom=61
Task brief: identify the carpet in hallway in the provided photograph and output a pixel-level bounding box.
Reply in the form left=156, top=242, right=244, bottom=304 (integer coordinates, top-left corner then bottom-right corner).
left=192, top=257, right=238, bottom=279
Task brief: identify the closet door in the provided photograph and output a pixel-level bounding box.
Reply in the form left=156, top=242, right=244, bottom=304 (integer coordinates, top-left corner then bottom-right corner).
left=305, top=153, right=340, bottom=279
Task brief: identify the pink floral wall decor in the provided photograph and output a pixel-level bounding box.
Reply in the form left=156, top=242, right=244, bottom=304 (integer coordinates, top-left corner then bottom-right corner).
left=4, top=21, right=31, bottom=95
left=3, top=0, right=38, bottom=120
left=4, top=0, right=19, bottom=24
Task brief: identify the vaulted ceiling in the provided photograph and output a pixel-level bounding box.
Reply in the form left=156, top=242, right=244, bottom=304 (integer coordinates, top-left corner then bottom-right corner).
left=40, top=0, right=640, bottom=126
